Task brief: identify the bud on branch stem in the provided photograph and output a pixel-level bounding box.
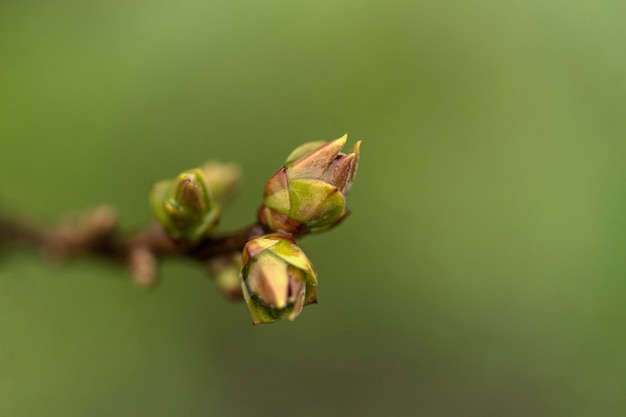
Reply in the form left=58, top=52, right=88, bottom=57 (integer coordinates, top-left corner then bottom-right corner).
left=0, top=134, right=361, bottom=325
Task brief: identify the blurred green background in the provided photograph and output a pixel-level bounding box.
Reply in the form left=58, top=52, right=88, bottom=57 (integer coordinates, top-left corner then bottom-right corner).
left=1, top=0, right=625, bottom=416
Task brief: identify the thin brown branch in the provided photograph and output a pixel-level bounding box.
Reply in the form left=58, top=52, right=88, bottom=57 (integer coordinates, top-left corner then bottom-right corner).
left=0, top=206, right=265, bottom=287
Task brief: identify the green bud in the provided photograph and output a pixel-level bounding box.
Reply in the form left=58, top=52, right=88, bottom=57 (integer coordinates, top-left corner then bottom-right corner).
left=150, top=169, right=220, bottom=242
left=200, top=161, right=242, bottom=204
left=241, top=234, right=317, bottom=325
left=207, top=253, right=243, bottom=301
left=258, top=134, right=361, bottom=235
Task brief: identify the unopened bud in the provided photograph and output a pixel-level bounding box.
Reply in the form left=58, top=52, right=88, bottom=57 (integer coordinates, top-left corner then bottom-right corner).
left=258, top=134, right=361, bottom=235
left=200, top=161, right=242, bottom=204
left=150, top=169, right=220, bottom=242
left=207, top=253, right=243, bottom=301
left=241, top=234, right=317, bottom=325
left=129, top=246, right=158, bottom=289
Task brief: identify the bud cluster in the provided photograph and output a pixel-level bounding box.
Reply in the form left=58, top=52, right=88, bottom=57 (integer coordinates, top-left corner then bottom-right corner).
left=242, top=134, right=360, bottom=324
left=149, top=135, right=360, bottom=325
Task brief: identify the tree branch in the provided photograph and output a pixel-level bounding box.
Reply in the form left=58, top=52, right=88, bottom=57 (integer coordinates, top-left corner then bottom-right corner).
left=0, top=206, right=265, bottom=287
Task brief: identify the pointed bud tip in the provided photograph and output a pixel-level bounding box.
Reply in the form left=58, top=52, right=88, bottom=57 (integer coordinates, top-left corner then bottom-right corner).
left=286, top=135, right=348, bottom=179
left=351, top=140, right=361, bottom=156
left=172, top=171, right=203, bottom=200
left=323, top=152, right=355, bottom=192
left=334, top=133, right=348, bottom=147
left=176, top=169, right=202, bottom=185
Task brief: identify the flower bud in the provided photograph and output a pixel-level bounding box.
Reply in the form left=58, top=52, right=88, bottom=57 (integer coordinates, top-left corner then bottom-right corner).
left=207, top=253, right=243, bottom=301
left=200, top=161, right=242, bottom=204
left=258, top=134, right=361, bottom=235
left=150, top=169, right=220, bottom=242
left=241, top=234, right=317, bottom=325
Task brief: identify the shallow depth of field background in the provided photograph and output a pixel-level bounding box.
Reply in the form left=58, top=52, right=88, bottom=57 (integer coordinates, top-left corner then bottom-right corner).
left=0, top=1, right=625, bottom=416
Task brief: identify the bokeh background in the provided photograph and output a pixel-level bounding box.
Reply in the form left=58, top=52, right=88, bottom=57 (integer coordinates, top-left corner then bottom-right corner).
left=1, top=0, right=625, bottom=416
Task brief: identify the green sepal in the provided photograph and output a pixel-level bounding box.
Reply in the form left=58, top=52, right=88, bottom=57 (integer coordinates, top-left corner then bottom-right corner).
left=150, top=169, right=220, bottom=242
left=288, top=179, right=346, bottom=231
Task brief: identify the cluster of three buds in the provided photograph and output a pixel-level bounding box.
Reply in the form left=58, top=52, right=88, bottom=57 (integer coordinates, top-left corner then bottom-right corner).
left=150, top=135, right=360, bottom=324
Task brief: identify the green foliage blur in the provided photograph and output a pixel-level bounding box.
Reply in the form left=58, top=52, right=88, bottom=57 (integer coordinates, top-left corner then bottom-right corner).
left=0, top=1, right=624, bottom=416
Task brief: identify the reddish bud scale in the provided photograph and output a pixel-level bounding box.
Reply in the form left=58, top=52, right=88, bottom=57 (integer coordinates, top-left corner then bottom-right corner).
left=258, top=134, right=361, bottom=236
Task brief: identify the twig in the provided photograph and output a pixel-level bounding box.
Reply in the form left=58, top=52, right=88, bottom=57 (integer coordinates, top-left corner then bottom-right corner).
left=0, top=206, right=264, bottom=288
